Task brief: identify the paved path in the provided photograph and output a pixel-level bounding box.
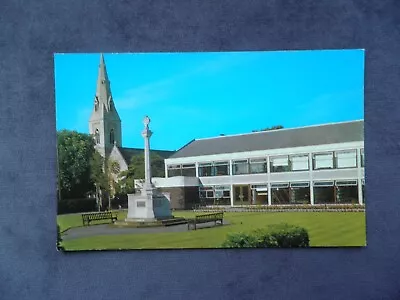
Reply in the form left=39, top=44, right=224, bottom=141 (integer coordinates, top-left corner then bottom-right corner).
left=62, top=221, right=229, bottom=241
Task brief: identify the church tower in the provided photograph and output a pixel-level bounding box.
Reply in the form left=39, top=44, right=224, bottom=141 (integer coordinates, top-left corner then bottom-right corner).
left=89, top=54, right=122, bottom=158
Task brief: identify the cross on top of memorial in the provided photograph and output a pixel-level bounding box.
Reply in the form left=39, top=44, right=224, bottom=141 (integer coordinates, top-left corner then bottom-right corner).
left=143, top=116, right=150, bottom=127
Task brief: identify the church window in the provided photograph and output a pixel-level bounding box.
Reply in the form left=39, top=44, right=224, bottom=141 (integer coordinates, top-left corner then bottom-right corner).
left=94, top=97, right=99, bottom=111
left=110, top=129, right=115, bottom=145
left=95, top=129, right=100, bottom=144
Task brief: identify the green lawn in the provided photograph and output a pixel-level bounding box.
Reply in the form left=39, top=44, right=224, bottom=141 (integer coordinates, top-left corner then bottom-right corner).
left=58, top=211, right=366, bottom=250
left=57, top=210, right=128, bottom=232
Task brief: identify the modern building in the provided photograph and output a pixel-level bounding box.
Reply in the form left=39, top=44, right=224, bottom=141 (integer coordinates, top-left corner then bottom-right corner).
left=151, top=120, right=365, bottom=209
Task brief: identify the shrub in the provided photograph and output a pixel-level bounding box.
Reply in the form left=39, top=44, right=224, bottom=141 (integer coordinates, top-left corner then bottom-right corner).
left=221, top=232, right=259, bottom=248
left=261, top=223, right=310, bottom=248
left=221, top=223, right=309, bottom=248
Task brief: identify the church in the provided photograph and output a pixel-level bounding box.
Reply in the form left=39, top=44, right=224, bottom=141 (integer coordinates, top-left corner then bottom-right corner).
left=88, top=54, right=175, bottom=174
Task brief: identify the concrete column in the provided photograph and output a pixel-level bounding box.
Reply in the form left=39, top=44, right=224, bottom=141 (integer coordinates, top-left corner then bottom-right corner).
left=229, top=159, right=233, bottom=176
left=195, top=162, right=199, bottom=177
left=230, top=184, right=234, bottom=207
left=267, top=156, right=271, bottom=205
left=357, top=148, right=363, bottom=204
left=267, top=183, right=272, bottom=205
left=309, top=153, right=314, bottom=205
left=310, top=182, right=314, bottom=205
left=141, top=116, right=153, bottom=193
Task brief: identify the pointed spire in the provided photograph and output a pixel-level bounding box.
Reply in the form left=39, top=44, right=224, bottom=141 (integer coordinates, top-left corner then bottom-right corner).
left=95, top=53, right=112, bottom=107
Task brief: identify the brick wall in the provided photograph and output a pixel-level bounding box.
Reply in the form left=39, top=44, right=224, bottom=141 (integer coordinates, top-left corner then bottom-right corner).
left=159, top=186, right=199, bottom=210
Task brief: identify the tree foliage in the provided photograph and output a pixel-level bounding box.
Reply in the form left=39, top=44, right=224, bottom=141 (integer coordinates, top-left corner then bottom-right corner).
left=118, top=152, right=165, bottom=194
left=89, top=151, right=108, bottom=192
left=57, top=130, right=96, bottom=199
left=252, top=125, right=284, bottom=132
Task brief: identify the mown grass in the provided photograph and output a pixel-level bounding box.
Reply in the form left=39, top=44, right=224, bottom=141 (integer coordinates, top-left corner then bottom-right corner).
left=58, top=211, right=366, bottom=250
left=57, top=210, right=128, bottom=232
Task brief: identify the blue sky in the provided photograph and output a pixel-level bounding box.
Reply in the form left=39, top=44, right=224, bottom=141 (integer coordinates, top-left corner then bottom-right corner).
left=54, top=50, right=364, bottom=151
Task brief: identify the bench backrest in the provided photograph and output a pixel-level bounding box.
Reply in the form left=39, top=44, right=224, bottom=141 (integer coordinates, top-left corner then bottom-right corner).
left=195, top=212, right=224, bottom=220
left=82, top=212, right=114, bottom=220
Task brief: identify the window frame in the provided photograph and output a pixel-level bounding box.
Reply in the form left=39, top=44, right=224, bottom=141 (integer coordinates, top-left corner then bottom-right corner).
left=334, top=150, right=357, bottom=169
left=313, top=152, right=334, bottom=170
left=270, top=155, right=290, bottom=173
left=249, top=157, right=268, bottom=174
left=289, top=154, right=309, bottom=171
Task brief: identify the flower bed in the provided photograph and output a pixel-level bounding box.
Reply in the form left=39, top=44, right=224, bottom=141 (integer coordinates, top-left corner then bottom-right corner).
left=194, top=204, right=365, bottom=213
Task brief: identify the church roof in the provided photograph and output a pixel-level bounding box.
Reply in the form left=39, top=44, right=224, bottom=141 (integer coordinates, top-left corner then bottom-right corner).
left=169, top=120, right=364, bottom=159
left=118, top=147, right=175, bottom=164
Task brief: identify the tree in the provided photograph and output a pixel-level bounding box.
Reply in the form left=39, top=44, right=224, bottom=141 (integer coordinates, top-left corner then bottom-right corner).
left=129, top=152, right=165, bottom=179
left=89, top=151, right=109, bottom=211
left=117, top=153, right=165, bottom=194
left=252, top=125, right=284, bottom=132
left=57, top=130, right=96, bottom=199
left=106, top=159, right=121, bottom=209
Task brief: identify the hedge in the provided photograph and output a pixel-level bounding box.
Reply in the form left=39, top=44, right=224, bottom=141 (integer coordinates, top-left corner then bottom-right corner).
left=57, top=198, right=97, bottom=214
left=221, top=223, right=310, bottom=248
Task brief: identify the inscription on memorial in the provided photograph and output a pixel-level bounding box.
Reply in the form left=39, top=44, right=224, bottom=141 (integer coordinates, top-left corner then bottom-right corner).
left=137, top=201, right=146, bottom=208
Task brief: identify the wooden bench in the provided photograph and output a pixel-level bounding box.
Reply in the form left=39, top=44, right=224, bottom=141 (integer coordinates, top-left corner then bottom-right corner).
left=187, top=212, right=224, bottom=230
left=82, top=211, right=118, bottom=226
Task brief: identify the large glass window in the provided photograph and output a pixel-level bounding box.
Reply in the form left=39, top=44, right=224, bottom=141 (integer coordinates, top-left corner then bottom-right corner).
left=198, top=163, right=212, bottom=177
left=214, top=185, right=231, bottom=205
left=313, top=153, right=334, bottom=170
left=290, top=155, right=309, bottom=171
left=233, top=159, right=249, bottom=175
left=214, top=161, right=230, bottom=176
left=361, top=148, right=365, bottom=168
left=181, top=164, right=196, bottom=176
left=167, top=164, right=181, bottom=177
left=313, top=181, right=335, bottom=204
left=270, top=156, right=290, bottom=173
left=199, top=186, right=230, bottom=205
left=290, top=182, right=310, bottom=204
left=271, top=182, right=290, bottom=204
left=198, top=162, right=229, bottom=176
left=335, top=180, right=358, bottom=203
left=335, top=150, right=357, bottom=169
left=249, top=158, right=267, bottom=174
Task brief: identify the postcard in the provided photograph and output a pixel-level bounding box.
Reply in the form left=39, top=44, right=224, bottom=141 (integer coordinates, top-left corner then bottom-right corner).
left=55, top=50, right=365, bottom=250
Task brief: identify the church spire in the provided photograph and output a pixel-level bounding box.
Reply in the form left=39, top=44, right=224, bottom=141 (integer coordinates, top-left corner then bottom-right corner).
left=95, top=53, right=113, bottom=109
left=89, top=53, right=122, bottom=157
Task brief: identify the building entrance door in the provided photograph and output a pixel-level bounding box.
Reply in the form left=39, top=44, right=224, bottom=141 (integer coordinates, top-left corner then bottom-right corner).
left=233, top=185, right=250, bottom=205
left=251, top=185, right=268, bottom=205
